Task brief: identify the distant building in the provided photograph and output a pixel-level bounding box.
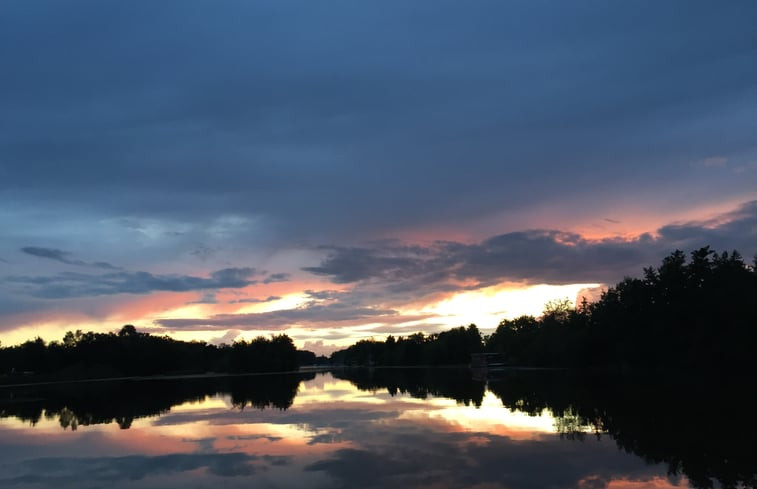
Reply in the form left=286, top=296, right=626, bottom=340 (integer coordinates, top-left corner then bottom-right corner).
left=469, top=353, right=506, bottom=370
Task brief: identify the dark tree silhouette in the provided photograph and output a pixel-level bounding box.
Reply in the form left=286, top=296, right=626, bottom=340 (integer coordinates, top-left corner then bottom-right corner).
left=330, top=324, right=483, bottom=367
left=331, top=367, right=486, bottom=407
left=0, top=328, right=302, bottom=381
left=484, top=247, right=757, bottom=373
left=0, top=372, right=316, bottom=429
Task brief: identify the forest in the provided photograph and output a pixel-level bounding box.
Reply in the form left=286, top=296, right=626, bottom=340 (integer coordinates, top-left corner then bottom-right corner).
left=0, top=326, right=301, bottom=380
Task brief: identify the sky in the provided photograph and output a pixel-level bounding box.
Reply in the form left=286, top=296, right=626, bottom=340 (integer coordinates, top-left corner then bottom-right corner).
left=1, top=1, right=756, bottom=353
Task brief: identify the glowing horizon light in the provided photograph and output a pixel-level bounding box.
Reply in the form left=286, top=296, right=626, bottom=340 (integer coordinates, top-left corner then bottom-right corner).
left=402, top=391, right=559, bottom=439
left=0, top=281, right=605, bottom=352
left=424, top=282, right=602, bottom=330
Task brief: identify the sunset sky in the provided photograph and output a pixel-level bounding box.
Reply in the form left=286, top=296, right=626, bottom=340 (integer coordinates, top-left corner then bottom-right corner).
left=1, top=1, right=756, bottom=353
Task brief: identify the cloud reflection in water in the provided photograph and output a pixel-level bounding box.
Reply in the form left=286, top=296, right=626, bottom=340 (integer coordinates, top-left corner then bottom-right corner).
left=0, top=371, right=701, bottom=489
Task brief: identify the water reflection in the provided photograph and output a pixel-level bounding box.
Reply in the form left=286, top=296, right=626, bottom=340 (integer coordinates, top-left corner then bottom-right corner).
left=0, top=373, right=312, bottom=429
left=331, top=367, right=486, bottom=406
left=0, top=369, right=752, bottom=489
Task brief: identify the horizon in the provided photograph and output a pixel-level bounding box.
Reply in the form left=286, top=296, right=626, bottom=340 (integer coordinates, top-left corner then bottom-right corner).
left=2, top=1, right=756, bottom=355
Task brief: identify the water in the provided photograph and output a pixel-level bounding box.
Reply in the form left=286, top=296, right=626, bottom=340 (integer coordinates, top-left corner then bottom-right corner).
left=0, top=368, right=752, bottom=489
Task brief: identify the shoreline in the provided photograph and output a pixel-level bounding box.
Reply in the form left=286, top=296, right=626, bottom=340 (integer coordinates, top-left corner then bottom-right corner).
left=0, top=368, right=331, bottom=389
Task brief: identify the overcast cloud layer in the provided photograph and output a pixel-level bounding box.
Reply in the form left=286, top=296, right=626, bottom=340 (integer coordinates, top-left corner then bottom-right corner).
left=1, top=1, right=756, bottom=341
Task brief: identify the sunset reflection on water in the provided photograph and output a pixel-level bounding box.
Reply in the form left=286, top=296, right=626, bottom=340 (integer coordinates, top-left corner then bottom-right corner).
left=0, top=371, right=695, bottom=489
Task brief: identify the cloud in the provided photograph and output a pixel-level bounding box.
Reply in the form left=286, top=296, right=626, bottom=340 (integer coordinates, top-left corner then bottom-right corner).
left=188, top=292, right=219, bottom=304
left=150, top=202, right=757, bottom=335
left=209, top=329, right=242, bottom=345
left=2, top=2, right=756, bottom=244
left=226, top=434, right=283, bottom=443
left=1, top=3, right=756, bottom=339
left=303, top=233, right=641, bottom=289
left=304, top=290, right=343, bottom=300
left=302, top=340, right=340, bottom=356
left=189, top=244, right=216, bottom=261
left=303, top=425, right=670, bottom=489
left=21, top=246, right=73, bottom=262
left=304, top=200, right=757, bottom=291
left=156, top=286, right=438, bottom=331
left=3, top=453, right=263, bottom=484
left=359, top=323, right=450, bottom=335
left=155, top=301, right=426, bottom=331
left=263, top=273, right=290, bottom=284
left=21, top=246, right=120, bottom=269
left=228, top=295, right=280, bottom=304
left=576, top=286, right=605, bottom=305
left=7, top=267, right=260, bottom=299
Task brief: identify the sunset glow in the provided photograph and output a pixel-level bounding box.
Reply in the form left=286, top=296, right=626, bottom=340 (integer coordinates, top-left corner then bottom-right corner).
left=0, top=3, right=754, bottom=488
left=0, top=372, right=707, bottom=488
left=0, top=1, right=755, bottom=355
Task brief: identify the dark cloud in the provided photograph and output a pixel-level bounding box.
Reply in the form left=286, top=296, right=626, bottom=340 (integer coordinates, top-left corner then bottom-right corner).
left=228, top=295, right=280, bottom=304
left=21, top=246, right=76, bottom=262
left=304, top=290, right=343, bottom=300
left=7, top=267, right=259, bottom=299
left=189, top=244, right=216, bottom=261
left=180, top=437, right=216, bottom=453
left=303, top=424, right=670, bottom=489
left=263, top=273, right=290, bottom=284
left=21, top=246, right=119, bottom=269
left=210, top=267, right=260, bottom=284
left=655, top=200, right=757, bottom=253
left=307, top=433, right=341, bottom=445
left=305, top=200, right=757, bottom=289
left=304, top=246, right=431, bottom=284
left=1, top=1, right=755, bottom=241
left=188, top=292, right=219, bottom=305
left=226, top=434, right=283, bottom=443
left=3, top=453, right=262, bottom=484
left=156, top=301, right=428, bottom=331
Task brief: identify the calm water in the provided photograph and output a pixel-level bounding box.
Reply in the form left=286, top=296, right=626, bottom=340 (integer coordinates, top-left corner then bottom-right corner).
left=0, top=368, right=752, bottom=489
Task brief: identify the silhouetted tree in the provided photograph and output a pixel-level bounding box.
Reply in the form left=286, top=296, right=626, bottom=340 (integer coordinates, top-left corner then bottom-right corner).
left=0, top=327, right=304, bottom=380
left=330, top=325, right=483, bottom=367
left=482, top=247, right=757, bottom=372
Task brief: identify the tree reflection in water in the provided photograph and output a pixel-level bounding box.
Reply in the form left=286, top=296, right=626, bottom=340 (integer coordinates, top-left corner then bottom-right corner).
left=0, top=372, right=313, bottom=430
left=337, top=368, right=755, bottom=489
left=0, top=368, right=753, bottom=489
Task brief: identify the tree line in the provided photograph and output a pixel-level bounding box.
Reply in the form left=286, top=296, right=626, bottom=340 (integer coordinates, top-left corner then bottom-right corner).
left=0, top=325, right=303, bottom=380
left=329, top=324, right=483, bottom=366
left=330, top=247, right=757, bottom=373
